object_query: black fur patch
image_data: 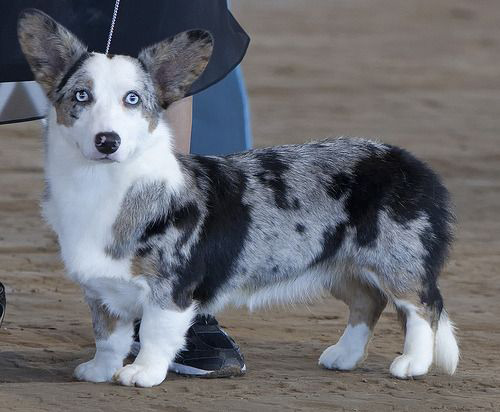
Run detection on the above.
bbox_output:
[140,214,171,242]
[324,172,351,200]
[55,52,91,93]
[255,151,291,209]
[170,156,252,308]
[174,202,201,250]
[136,245,153,257]
[140,202,201,251]
[343,149,387,247]
[172,202,200,230]
[295,223,306,234]
[292,198,301,210]
[310,223,346,267]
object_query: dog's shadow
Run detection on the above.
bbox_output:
[0,349,80,383]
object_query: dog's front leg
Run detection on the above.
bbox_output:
[74,297,134,383]
[113,301,195,387]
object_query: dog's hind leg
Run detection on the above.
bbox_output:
[389,295,436,379]
[319,278,387,371]
[389,287,458,379]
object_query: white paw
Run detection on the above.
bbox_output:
[113,363,167,387]
[390,354,431,379]
[319,343,365,371]
[74,359,121,383]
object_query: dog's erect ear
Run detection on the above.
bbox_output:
[17,9,87,96]
[138,30,213,108]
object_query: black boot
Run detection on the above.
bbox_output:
[131,314,246,378]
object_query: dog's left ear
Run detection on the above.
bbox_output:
[138,30,213,108]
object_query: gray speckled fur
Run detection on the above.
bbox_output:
[86,295,118,341]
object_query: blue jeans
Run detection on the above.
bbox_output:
[190,66,252,155]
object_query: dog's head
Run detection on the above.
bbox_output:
[17,9,213,162]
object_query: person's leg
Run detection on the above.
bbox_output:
[191,66,252,155]
[165,96,193,154]
[167,66,252,156]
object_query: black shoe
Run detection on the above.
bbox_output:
[131,315,246,378]
[0,282,5,328]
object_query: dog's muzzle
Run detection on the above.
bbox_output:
[95,131,121,155]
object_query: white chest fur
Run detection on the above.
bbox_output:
[43,161,133,284]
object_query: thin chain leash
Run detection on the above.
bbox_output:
[105,0,121,55]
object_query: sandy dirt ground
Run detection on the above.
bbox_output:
[1,1,499,410]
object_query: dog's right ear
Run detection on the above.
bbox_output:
[138,30,214,108]
[17,9,87,97]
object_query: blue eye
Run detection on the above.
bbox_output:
[75,90,89,102]
[124,92,140,105]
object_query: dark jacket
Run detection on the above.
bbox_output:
[0,0,250,96]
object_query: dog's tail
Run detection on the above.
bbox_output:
[434,310,459,374]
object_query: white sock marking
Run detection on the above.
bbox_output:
[319,323,371,370]
[390,302,434,379]
[113,303,195,387]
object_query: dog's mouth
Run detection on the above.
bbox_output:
[95,155,118,163]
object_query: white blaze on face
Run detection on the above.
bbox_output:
[68,53,157,163]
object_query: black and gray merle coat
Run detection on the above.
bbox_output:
[109,138,453,323]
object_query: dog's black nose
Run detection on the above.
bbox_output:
[95,132,121,155]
